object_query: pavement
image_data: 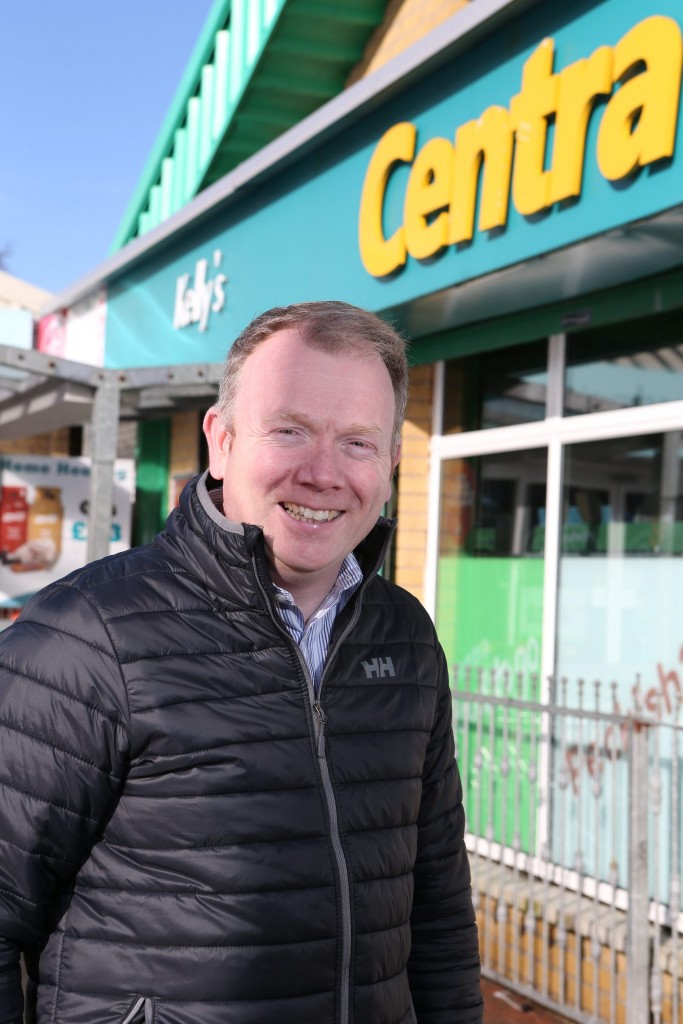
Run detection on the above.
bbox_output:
[482,978,573,1023]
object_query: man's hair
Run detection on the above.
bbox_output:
[215,301,409,456]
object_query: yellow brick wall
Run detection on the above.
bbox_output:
[348,0,472,84]
[0,429,71,457]
[167,410,202,508]
[394,364,433,602]
[477,891,632,1024]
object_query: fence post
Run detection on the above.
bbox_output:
[627,718,650,1024]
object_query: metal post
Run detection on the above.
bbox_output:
[627,718,651,1024]
[87,378,120,564]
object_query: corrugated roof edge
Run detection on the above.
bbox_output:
[108,0,232,255]
[42,0,541,317]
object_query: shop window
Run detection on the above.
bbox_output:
[443,339,548,433]
[554,431,683,890]
[437,449,546,849]
[437,450,546,676]
[557,431,683,686]
[565,310,683,414]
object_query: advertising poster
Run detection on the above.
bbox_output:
[0,454,135,607]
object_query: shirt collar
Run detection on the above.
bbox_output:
[273,552,363,612]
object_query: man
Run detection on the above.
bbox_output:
[0,301,482,1023]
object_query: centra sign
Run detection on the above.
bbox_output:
[173,249,227,332]
[358,15,683,277]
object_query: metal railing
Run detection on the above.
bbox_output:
[452,668,683,1024]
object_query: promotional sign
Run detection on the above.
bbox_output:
[0,455,135,606]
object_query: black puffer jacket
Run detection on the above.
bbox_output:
[0,474,481,1024]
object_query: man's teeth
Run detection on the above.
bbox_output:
[282,502,341,522]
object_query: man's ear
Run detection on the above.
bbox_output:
[203,406,233,479]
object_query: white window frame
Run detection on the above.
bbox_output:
[424,333,683,691]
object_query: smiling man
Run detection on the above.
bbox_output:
[0,302,482,1024]
[203,322,400,621]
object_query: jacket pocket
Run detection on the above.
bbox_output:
[121,995,154,1024]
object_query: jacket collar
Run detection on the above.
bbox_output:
[158,471,396,606]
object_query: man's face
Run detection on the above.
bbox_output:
[204,328,399,597]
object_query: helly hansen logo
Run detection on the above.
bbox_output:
[361,657,396,679]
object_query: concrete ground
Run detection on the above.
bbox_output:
[482,978,573,1023]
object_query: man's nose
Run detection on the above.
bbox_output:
[295,441,341,488]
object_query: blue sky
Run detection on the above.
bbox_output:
[2,0,215,297]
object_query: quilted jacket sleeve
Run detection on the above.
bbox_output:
[407,641,483,1024]
[0,582,129,1024]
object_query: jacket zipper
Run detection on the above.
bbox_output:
[252,556,365,1024]
[313,597,363,1024]
[121,996,153,1024]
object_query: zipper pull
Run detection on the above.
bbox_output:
[121,997,153,1024]
[313,699,327,758]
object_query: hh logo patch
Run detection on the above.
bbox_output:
[361,657,396,679]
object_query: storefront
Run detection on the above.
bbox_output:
[38,0,683,709]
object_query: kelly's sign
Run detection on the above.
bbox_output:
[358,15,683,277]
[173,249,227,332]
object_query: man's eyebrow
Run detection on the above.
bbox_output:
[343,422,383,436]
[266,410,382,434]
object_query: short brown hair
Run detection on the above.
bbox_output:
[215,301,409,455]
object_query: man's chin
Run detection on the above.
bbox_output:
[269,546,343,585]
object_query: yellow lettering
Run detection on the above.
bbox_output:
[510,38,559,216]
[357,15,682,278]
[597,16,683,181]
[403,137,454,260]
[549,46,612,203]
[358,122,416,277]
[449,106,513,244]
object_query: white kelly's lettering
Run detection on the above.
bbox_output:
[212,274,227,313]
[173,274,191,328]
[173,250,228,332]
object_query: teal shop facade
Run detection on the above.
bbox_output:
[44,0,683,370]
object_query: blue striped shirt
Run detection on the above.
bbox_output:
[274,554,363,697]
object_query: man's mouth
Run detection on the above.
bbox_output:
[281,502,342,523]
